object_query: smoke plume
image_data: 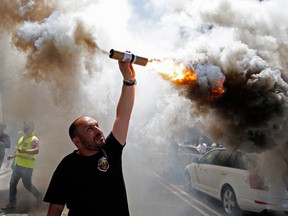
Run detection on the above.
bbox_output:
[0,0,288,214]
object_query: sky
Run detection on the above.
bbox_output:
[0,0,288,213]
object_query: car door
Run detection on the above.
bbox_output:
[202,150,233,197]
[194,149,221,192]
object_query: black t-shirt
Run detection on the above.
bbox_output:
[44,132,129,216]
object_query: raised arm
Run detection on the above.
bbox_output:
[112,60,136,145]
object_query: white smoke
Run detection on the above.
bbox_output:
[0,0,288,214]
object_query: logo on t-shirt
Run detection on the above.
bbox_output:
[98,157,109,172]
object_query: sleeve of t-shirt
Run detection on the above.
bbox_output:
[105,132,124,153]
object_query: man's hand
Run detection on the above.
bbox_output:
[118,59,135,81]
[7,154,15,160]
[17,148,26,153]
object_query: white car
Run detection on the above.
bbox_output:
[183,148,288,216]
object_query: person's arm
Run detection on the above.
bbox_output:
[112,60,136,145]
[47,203,65,216]
[18,138,39,154]
[0,135,10,148]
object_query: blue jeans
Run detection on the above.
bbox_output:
[9,165,40,205]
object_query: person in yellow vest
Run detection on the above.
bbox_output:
[1,121,42,211]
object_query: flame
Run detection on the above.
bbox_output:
[149,59,226,101]
[150,60,197,85]
[209,78,226,100]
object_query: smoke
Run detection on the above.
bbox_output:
[0,0,54,31]
[175,46,288,153]
[0,0,288,214]
[185,0,288,154]
[133,0,288,197]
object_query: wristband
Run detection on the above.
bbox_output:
[123,79,137,86]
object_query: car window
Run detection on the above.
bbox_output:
[209,150,248,169]
[225,152,236,168]
[233,152,247,170]
[199,150,220,164]
[213,150,232,166]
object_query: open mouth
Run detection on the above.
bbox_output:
[95,132,104,141]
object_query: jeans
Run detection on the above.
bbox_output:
[9,165,41,205]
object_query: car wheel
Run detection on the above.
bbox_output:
[184,171,193,193]
[222,186,242,216]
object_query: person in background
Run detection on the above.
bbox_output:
[0,122,10,170]
[196,137,207,154]
[211,143,218,148]
[1,121,42,210]
[44,59,136,216]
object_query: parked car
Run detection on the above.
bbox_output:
[183,148,288,216]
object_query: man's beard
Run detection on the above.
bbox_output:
[80,136,105,152]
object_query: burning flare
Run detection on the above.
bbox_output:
[150,60,225,101]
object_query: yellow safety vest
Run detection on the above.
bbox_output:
[14,135,38,169]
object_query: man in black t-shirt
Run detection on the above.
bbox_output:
[44,59,136,216]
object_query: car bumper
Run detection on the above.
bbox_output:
[238,196,288,213]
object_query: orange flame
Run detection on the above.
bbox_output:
[149,60,225,101]
[150,60,197,85]
[209,78,226,100]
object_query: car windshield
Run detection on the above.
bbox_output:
[199,149,220,164]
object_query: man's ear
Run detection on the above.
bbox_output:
[72,137,81,148]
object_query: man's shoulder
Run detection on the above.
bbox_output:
[61,150,79,161]
[31,135,40,144]
[57,150,79,169]
[64,150,78,157]
[32,135,39,139]
[105,132,123,148]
